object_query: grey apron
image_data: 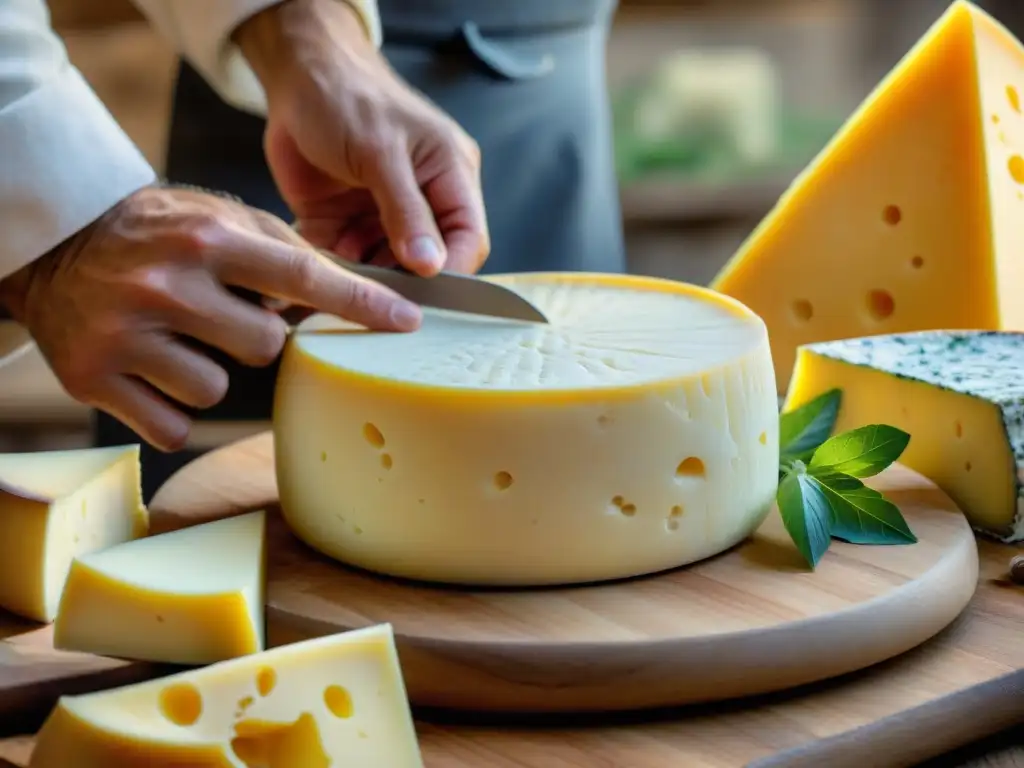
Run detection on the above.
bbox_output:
[95,0,624,499]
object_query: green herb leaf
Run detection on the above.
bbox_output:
[779,389,842,461]
[812,471,917,545]
[809,424,910,478]
[776,468,833,569]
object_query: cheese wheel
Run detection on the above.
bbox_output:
[274,273,779,586]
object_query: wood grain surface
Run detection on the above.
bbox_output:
[2,431,1022,767]
[139,433,981,712]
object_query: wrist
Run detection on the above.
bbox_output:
[235,0,372,102]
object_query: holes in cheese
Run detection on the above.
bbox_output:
[30,624,422,768]
[362,423,385,448]
[882,204,902,225]
[675,457,706,479]
[0,444,147,623]
[257,666,277,697]
[53,511,266,665]
[273,272,780,586]
[159,683,203,727]
[792,300,813,322]
[493,471,514,491]
[323,685,355,719]
[785,330,1024,543]
[866,289,896,321]
[1009,154,1024,183]
[711,0,1024,395]
[231,713,330,768]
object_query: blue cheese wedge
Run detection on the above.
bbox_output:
[784,330,1024,542]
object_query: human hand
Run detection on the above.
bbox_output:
[0,186,423,451]
[236,0,490,276]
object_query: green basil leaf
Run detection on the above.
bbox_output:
[779,389,842,461]
[777,470,833,569]
[808,424,910,478]
[813,472,917,545]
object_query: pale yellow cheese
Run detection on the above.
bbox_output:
[53,511,266,665]
[0,444,147,623]
[712,0,1024,395]
[30,623,423,768]
[274,272,780,586]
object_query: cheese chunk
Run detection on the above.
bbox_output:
[30,623,423,768]
[274,272,780,586]
[785,331,1024,542]
[0,445,147,623]
[712,0,1024,395]
[54,511,266,665]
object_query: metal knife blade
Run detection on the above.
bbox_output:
[339,258,550,324]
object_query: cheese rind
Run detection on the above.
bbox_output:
[0,445,147,623]
[711,0,1024,395]
[54,511,267,665]
[274,272,780,586]
[784,331,1024,542]
[29,623,423,768]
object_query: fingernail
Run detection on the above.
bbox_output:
[390,301,422,331]
[407,236,444,270]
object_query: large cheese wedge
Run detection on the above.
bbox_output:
[711,0,1024,395]
[785,331,1024,543]
[0,444,147,623]
[53,511,266,665]
[274,272,780,586]
[30,623,423,768]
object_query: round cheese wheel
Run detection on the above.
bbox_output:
[274,273,779,586]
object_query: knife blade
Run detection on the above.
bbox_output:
[339,258,550,324]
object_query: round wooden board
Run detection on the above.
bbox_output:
[150,432,980,713]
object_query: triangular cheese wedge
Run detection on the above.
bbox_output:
[711,0,1024,394]
[54,511,267,666]
[0,445,147,623]
[30,623,424,768]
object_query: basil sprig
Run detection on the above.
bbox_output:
[777,389,916,569]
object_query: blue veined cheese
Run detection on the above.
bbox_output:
[785,330,1024,542]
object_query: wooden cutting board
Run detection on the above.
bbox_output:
[2,432,1022,766]
[144,434,982,713]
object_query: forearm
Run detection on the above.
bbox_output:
[129,0,382,115]
[0,0,155,304]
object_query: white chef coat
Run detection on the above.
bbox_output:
[0,0,381,283]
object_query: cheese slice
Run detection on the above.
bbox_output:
[54,511,266,665]
[711,0,1024,395]
[785,331,1024,542]
[30,623,423,768]
[274,272,780,586]
[0,444,147,623]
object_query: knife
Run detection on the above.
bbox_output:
[334,257,550,324]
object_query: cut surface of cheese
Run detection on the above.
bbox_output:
[785,331,1024,543]
[0,444,147,623]
[711,0,1024,395]
[274,272,780,586]
[53,511,267,665]
[30,623,423,768]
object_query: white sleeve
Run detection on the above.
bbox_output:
[0,0,157,281]
[129,0,383,116]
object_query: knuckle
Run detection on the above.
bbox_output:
[128,266,182,310]
[345,278,385,320]
[174,212,224,257]
[284,251,321,298]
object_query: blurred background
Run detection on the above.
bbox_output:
[1,0,1021,456]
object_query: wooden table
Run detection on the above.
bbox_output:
[0,430,1022,766]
